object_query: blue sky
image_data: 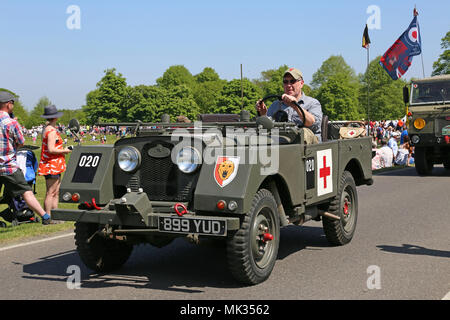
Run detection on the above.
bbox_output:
[1,0,449,110]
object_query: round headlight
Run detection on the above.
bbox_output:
[413,118,426,130]
[176,147,201,174]
[118,147,141,172]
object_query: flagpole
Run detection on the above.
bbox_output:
[367,46,370,136]
[415,7,426,78]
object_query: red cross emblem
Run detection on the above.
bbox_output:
[317,149,333,196]
[319,156,331,189]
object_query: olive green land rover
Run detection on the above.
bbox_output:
[52,98,373,285]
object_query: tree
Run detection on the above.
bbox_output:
[432,31,450,76]
[28,96,52,127]
[194,67,220,83]
[124,84,200,122]
[359,56,407,120]
[83,68,128,124]
[156,65,195,89]
[124,85,164,122]
[59,109,85,126]
[162,85,200,121]
[214,79,263,117]
[193,67,226,114]
[311,55,358,90]
[315,74,361,121]
[254,65,289,97]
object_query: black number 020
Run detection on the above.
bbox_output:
[78,155,100,168]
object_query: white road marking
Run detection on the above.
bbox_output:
[443,291,450,300]
[0,233,75,252]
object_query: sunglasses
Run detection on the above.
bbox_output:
[283,79,300,85]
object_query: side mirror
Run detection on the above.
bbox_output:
[403,86,409,105]
[68,118,80,134]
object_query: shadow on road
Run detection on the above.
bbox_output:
[20,226,328,292]
[377,244,450,258]
[375,166,450,177]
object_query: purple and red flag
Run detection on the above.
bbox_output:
[379,10,421,80]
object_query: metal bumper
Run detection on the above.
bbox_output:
[51,192,241,233]
[51,208,240,231]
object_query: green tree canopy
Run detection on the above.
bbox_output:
[432,31,450,76]
[315,74,361,121]
[192,67,226,114]
[254,65,289,97]
[214,79,263,117]
[156,65,195,89]
[359,56,407,120]
[194,67,221,83]
[311,55,358,90]
[124,85,163,122]
[58,109,86,126]
[83,68,128,124]
[28,96,52,127]
[124,84,200,122]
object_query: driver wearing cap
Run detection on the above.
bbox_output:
[256,67,323,143]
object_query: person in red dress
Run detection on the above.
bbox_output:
[38,105,72,214]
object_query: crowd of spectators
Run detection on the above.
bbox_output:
[369,119,414,170]
[21,123,133,145]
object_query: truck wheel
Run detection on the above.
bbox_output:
[226,189,280,285]
[443,159,450,170]
[322,171,358,246]
[415,147,433,175]
[75,222,133,272]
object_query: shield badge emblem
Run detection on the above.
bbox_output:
[214,156,239,187]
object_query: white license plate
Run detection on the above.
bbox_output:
[158,216,227,236]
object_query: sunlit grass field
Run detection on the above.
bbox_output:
[0,134,120,245]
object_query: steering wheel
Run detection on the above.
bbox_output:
[260,95,306,128]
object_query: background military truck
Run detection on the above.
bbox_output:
[53,99,373,285]
[404,75,450,175]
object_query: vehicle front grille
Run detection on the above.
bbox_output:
[139,141,196,202]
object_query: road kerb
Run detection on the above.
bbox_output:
[0,232,75,252]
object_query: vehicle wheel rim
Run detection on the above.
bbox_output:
[251,207,275,269]
[341,186,355,233]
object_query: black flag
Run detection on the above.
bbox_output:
[362,24,371,49]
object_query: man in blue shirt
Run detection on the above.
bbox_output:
[400,125,408,144]
[255,68,323,143]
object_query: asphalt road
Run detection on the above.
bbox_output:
[0,166,449,301]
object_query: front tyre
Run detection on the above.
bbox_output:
[443,159,450,170]
[226,189,280,285]
[415,147,433,175]
[75,222,133,272]
[322,171,358,246]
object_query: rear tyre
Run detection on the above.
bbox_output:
[226,189,280,285]
[322,171,358,246]
[75,222,133,272]
[415,147,433,175]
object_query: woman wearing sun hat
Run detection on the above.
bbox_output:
[38,105,72,215]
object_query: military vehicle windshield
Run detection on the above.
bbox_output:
[411,80,450,105]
